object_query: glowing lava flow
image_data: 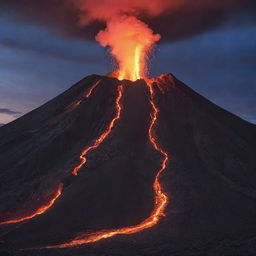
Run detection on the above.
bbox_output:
[0,184,63,225]
[85,80,101,98]
[67,80,101,111]
[41,81,169,249]
[0,81,122,226]
[72,85,124,176]
[0,80,102,226]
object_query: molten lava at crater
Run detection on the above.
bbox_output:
[97,16,160,82]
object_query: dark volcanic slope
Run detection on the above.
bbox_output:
[1,74,256,255]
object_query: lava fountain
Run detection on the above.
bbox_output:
[96,16,160,81]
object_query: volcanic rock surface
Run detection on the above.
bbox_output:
[0,74,256,255]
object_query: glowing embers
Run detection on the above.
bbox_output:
[96,16,160,81]
[72,85,124,176]
[42,81,169,248]
[0,184,63,225]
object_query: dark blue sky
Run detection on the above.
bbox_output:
[0,11,255,125]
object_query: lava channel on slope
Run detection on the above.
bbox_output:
[1,12,170,249]
[0,79,120,226]
[32,78,169,249]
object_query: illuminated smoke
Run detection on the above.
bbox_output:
[96,16,160,81]
[1,0,252,42]
[74,0,174,24]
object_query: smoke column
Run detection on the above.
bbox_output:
[96,16,160,81]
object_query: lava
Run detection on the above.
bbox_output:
[0,14,167,244]
[0,81,123,226]
[72,84,124,176]
[96,16,160,81]
[0,80,103,226]
[40,80,169,249]
[85,80,101,98]
[0,184,63,225]
[66,80,101,111]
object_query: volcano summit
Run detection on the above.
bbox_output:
[0,74,256,255]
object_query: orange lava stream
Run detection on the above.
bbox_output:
[72,85,124,176]
[66,80,101,111]
[85,80,101,98]
[0,184,63,225]
[0,81,121,226]
[43,81,169,249]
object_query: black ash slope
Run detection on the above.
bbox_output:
[0,74,256,255]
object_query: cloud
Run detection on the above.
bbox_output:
[0,0,255,42]
[0,108,22,115]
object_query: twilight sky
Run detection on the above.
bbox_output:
[0,4,255,125]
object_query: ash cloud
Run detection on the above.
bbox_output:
[0,0,255,42]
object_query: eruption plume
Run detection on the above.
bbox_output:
[1,0,254,44]
[96,16,160,81]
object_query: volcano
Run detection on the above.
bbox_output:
[0,74,256,255]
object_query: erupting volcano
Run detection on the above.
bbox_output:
[1,5,256,256]
[1,69,256,254]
